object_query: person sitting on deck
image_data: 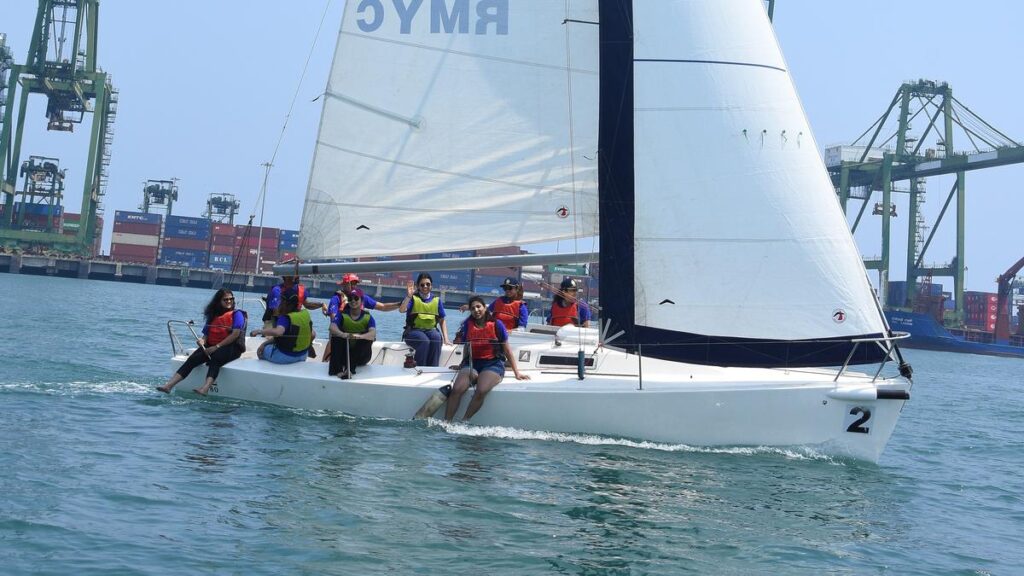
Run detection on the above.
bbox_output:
[445,295,529,422]
[488,277,529,331]
[400,272,450,367]
[263,273,324,330]
[251,290,315,364]
[547,277,591,328]
[328,289,377,379]
[323,273,400,362]
[158,289,246,396]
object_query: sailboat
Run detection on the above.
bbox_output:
[168,0,913,462]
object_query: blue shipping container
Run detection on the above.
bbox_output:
[280,229,300,241]
[164,224,211,240]
[425,250,476,260]
[209,261,233,271]
[16,203,63,216]
[115,210,162,225]
[166,215,211,229]
[278,240,299,250]
[421,269,473,291]
[209,253,233,265]
[160,248,209,267]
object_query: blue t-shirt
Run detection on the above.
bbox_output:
[334,310,377,333]
[546,300,592,325]
[274,314,307,357]
[487,296,529,328]
[328,292,380,318]
[202,310,246,335]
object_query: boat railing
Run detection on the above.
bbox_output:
[166,320,200,357]
[835,331,911,383]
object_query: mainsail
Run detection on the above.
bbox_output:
[298,0,600,259]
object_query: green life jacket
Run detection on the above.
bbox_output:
[340,311,372,334]
[410,294,440,330]
[277,309,312,354]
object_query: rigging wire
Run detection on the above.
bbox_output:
[235,0,335,312]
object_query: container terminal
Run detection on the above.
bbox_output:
[0,2,1021,354]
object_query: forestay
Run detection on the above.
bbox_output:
[299,0,600,260]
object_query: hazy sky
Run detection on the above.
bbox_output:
[3,1,1021,292]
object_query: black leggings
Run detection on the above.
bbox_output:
[176,345,242,382]
[328,336,372,376]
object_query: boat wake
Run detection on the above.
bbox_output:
[0,379,157,397]
[430,420,837,462]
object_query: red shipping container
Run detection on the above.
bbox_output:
[210,244,236,255]
[211,234,235,245]
[211,223,235,236]
[236,236,279,249]
[476,246,522,257]
[113,221,161,236]
[235,226,279,239]
[111,243,159,263]
[161,236,208,250]
[476,267,519,277]
[281,251,296,262]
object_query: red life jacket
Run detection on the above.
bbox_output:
[550,301,579,327]
[465,320,500,361]
[206,310,238,346]
[296,284,306,305]
[491,297,522,330]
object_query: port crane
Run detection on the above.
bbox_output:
[828,80,1024,322]
[0,0,116,255]
[994,257,1024,341]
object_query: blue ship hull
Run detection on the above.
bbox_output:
[885,310,1024,358]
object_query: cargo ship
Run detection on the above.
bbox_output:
[885,263,1024,358]
[885,309,1024,358]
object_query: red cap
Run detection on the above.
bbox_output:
[341,273,361,284]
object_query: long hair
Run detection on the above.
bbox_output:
[204,289,234,324]
[467,295,495,323]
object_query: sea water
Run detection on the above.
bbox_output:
[1,274,1021,575]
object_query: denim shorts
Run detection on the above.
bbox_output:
[263,344,307,364]
[472,358,505,379]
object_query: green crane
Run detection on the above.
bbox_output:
[0,0,117,256]
[829,80,1024,323]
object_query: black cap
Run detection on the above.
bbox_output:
[560,277,578,290]
[501,277,520,288]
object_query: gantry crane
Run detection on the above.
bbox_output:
[828,80,1024,322]
[994,257,1024,341]
[0,0,117,255]
[141,179,178,216]
[204,193,241,224]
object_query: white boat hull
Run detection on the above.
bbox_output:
[168,334,909,463]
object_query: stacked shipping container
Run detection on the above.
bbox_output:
[233,227,279,273]
[62,212,103,257]
[208,223,236,270]
[964,291,998,332]
[279,229,299,263]
[420,251,474,292]
[110,211,161,264]
[159,215,210,267]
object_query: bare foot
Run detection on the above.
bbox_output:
[156,385,172,394]
[192,388,208,397]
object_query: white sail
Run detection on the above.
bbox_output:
[629,0,886,341]
[298,0,600,260]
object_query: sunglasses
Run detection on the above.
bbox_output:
[222,297,235,302]
[419,282,431,287]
